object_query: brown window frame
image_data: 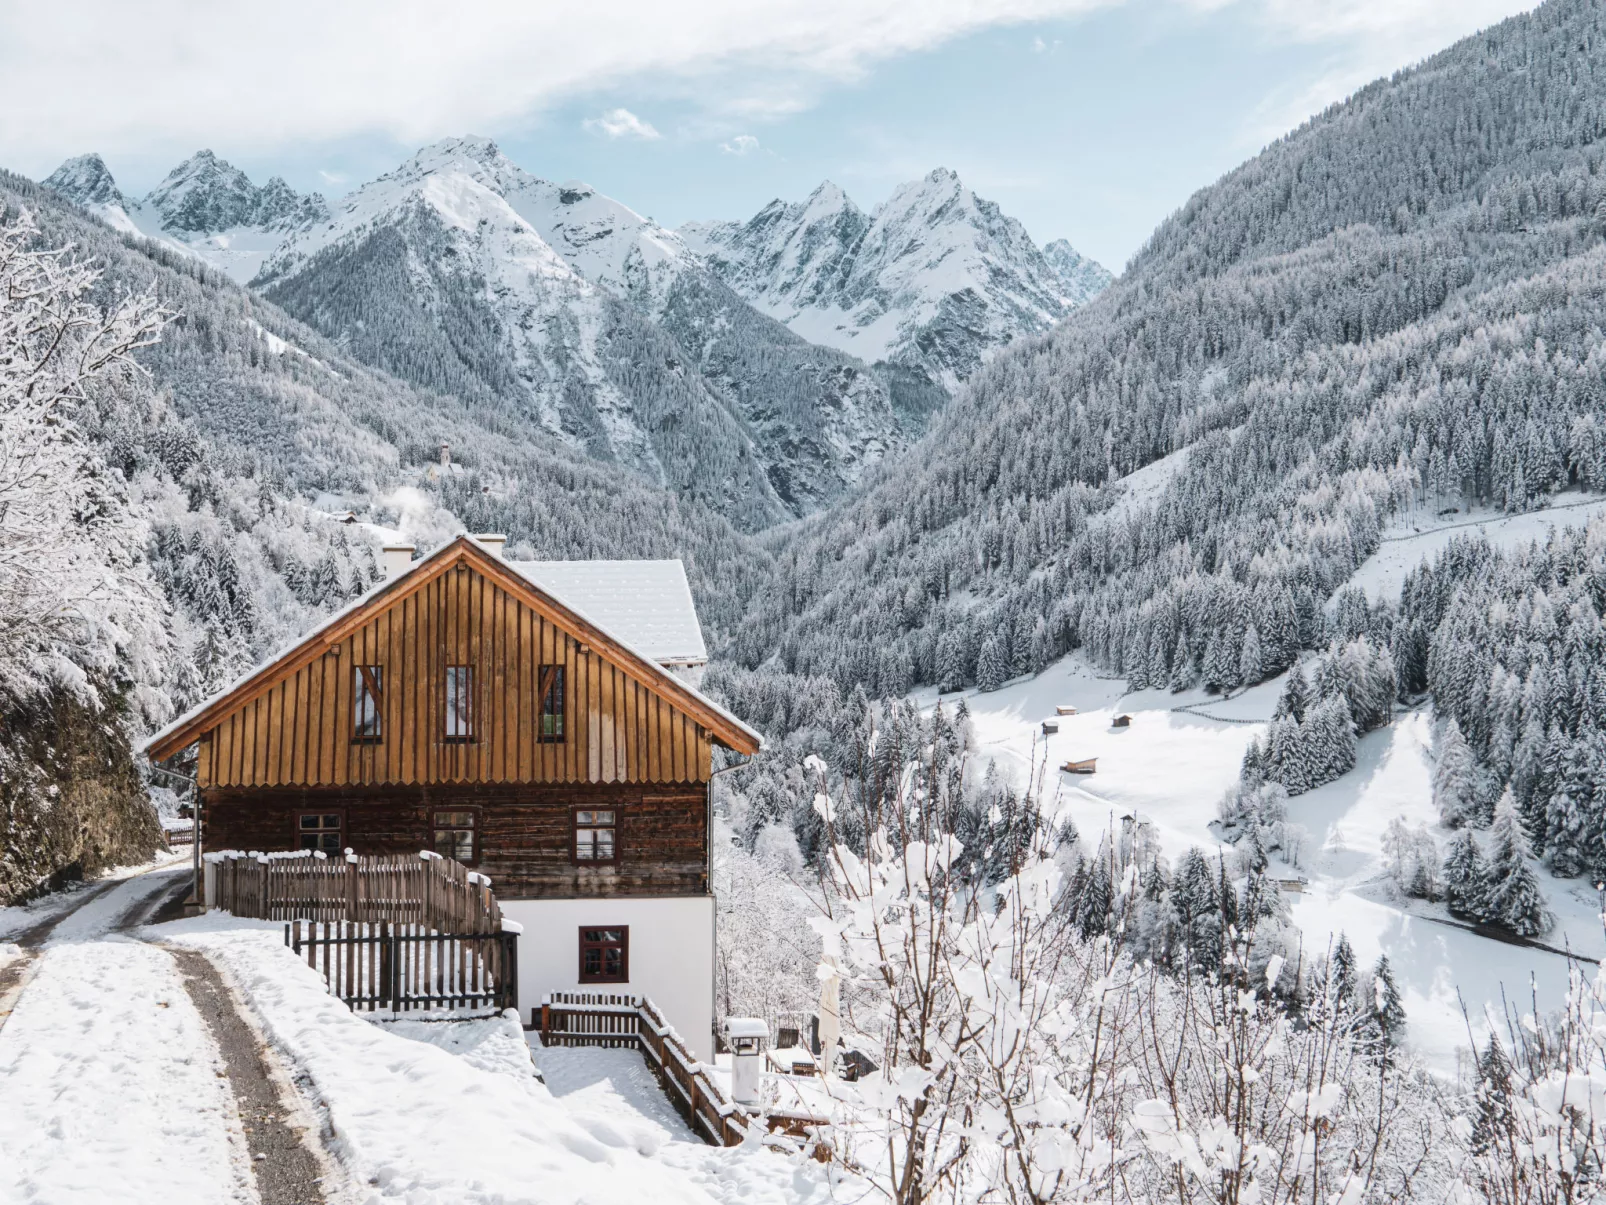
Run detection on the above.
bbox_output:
[538,664,565,744]
[296,810,345,854]
[571,806,618,866]
[431,808,480,866]
[444,663,476,743]
[578,925,629,984]
[352,664,384,744]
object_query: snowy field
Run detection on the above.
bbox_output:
[1336,490,1606,604]
[925,652,1602,1077]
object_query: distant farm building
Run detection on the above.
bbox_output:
[1061,757,1097,775]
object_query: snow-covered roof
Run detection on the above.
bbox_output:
[510,559,707,665]
[143,537,757,759]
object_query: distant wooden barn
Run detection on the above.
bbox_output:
[1055,705,1078,716]
[1041,720,1059,735]
[1112,714,1132,728]
[1061,757,1097,775]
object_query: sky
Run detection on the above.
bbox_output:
[0,0,1542,272]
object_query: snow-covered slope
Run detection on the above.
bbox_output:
[681,170,1111,392]
[44,152,327,285]
[257,137,908,521]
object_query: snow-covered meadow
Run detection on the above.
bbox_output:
[930,643,1602,1076]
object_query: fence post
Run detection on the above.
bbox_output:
[503,931,518,1014]
[378,919,391,1009]
[346,856,359,922]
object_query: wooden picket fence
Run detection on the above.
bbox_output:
[540,992,753,1147]
[203,849,502,934]
[286,919,518,1013]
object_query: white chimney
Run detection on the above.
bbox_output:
[381,543,416,580]
[474,533,507,559]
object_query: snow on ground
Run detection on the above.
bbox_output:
[1337,491,1606,604]
[161,919,848,1205]
[936,654,1602,1076]
[533,1042,696,1148]
[0,866,251,1205]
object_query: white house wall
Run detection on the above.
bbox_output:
[502,895,715,1061]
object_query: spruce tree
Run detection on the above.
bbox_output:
[1442,829,1488,920]
[1484,787,1550,937]
[1367,954,1407,1046]
[1329,933,1358,1015]
[1274,670,1310,723]
[1239,624,1264,687]
[1432,719,1476,828]
[976,634,1007,692]
[1470,1037,1515,1156]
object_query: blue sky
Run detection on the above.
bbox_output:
[3,0,1539,271]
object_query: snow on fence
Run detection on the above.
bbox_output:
[203,848,502,934]
[285,919,518,1014]
[540,992,753,1147]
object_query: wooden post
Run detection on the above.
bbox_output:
[346,857,359,922]
[378,919,391,1009]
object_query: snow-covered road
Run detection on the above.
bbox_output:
[0,867,253,1205]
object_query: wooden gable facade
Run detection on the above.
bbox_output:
[148,537,760,900]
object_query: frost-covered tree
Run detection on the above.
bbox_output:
[1442,829,1489,921]
[1483,787,1551,939]
[1432,719,1477,828]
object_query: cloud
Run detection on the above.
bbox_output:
[0,0,1115,169]
[720,134,760,155]
[583,108,662,140]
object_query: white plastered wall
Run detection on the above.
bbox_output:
[501,896,716,1061]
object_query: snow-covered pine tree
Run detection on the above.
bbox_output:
[1274,669,1310,723]
[975,633,1007,692]
[1239,624,1264,688]
[1433,718,1477,827]
[1441,829,1489,920]
[1367,954,1407,1046]
[1483,787,1551,938]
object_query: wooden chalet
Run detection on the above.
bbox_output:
[145,534,760,1057]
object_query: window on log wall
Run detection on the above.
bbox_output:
[353,665,383,743]
[433,810,478,864]
[445,664,474,742]
[539,664,565,742]
[573,809,616,864]
[299,812,343,853]
[579,926,628,983]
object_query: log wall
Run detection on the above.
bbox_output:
[201,783,710,899]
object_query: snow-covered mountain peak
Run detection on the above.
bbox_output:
[42,154,124,209]
[1042,237,1116,306]
[141,150,326,235]
[681,169,1110,391]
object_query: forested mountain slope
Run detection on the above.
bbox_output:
[2,168,772,715]
[729,0,1606,704]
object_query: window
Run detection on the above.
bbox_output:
[573,809,616,864]
[298,812,342,853]
[432,810,478,864]
[579,926,628,983]
[539,665,565,742]
[353,665,383,742]
[445,665,474,741]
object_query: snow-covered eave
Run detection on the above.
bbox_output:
[143,535,762,761]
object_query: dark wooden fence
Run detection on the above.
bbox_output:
[286,919,517,1013]
[204,849,502,933]
[540,992,752,1146]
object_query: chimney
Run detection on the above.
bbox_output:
[474,533,507,559]
[438,443,451,468]
[381,543,416,580]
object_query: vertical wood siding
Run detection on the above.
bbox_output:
[202,564,712,788]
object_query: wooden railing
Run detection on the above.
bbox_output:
[204,849,502,934]
[286,919,517,1014]
[540,992,753,1147]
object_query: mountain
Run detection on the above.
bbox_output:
[727,0,1606,712]
[681,169,1111,392]
[44,151,328,284]
[252,138,919,522]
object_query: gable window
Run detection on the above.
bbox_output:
[298,812,343,853]
[573,809,616,864]
[432,810,478,864]
[445,664,474,741]
[539,665,565,742]
[579,926,628,983]
[352,665,383,743]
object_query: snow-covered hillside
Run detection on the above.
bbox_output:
[43,152,327,284]
[939,655,1601,1076]
[681,170,1112,392]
